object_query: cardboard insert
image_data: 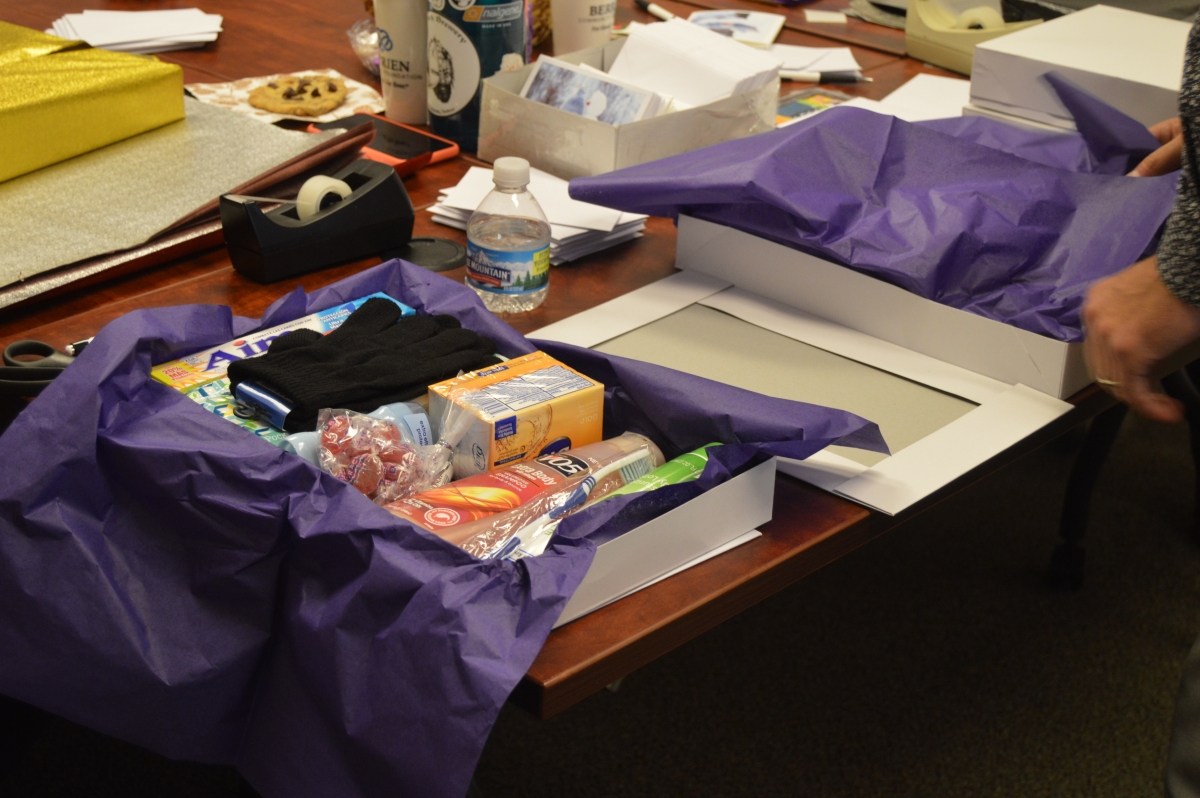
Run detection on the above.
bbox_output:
[595,304,976,468]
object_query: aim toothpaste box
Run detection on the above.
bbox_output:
[151,293,414,392]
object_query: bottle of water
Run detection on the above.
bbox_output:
[466,157,551,313]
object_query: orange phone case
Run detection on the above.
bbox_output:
[307,114,459,178]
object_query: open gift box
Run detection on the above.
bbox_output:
[476,37,778,180]
[0,260,883,798]
[557,97,1180,516]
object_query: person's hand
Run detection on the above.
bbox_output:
[1083,256,1200,422]
[1129,117,1183,177]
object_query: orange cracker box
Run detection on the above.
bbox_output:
[429,351,604,477]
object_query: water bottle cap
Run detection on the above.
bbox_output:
[492,157,530,189]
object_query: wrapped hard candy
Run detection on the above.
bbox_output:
[316,409,431,504]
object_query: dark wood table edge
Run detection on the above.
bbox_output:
[510,489,881,717]
[512,385,1116,719]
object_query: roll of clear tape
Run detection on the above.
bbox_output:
[295,175,353,220]
[955,6,1004,29]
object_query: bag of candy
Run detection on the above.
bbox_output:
[317,392,480,503]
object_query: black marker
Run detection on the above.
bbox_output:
[633,0,676,21]
[780,70,873,84]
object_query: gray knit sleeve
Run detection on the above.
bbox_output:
[1157,144,1200,305]
[1157,20,1200,305]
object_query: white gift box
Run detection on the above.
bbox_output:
[970,5,1189,130]
[555,457,775,627]
[477,38,778,180]
[531,216,1078,517]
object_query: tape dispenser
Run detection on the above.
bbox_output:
[220,159,414,283]
[905,0,1041,75]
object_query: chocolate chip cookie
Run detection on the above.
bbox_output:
[248,75,347,117]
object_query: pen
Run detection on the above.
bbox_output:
[633,0,676,21]
[780,70,873,84]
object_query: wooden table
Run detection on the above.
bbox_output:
[0,0,1092,726]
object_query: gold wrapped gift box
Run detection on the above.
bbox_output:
[0,22,184,184]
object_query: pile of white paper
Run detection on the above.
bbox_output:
[836,74,972,122]
[47,9,223,53]
[770,43,863,79]
[607,19,782,108]
[431,167,648,265]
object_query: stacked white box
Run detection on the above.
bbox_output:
[969,5,1188,129]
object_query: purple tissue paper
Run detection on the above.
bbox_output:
[0,260,884,798]
[568,77,1179,342]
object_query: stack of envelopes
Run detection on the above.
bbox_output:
[46,8,223,54]
[430,166,647,265]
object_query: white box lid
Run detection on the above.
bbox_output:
[970,5,1189,127]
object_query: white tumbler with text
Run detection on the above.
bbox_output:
[549,0,615,55]
[375,0,428,123]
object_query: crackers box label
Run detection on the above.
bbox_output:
[429,351,603,477]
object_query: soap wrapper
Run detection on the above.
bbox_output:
[0,22,185,184]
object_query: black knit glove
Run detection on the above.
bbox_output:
[227,298,497,431]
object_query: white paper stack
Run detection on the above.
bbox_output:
[430,167,648,265]
[770,43,863,79]
[607,19,782,108]
[48,9,223,54]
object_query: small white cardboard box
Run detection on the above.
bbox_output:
[555,457,775,627]
[970,5,1188,129]
[531,219,1074,517]
[477,38,778,180]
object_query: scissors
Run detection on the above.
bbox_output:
[1,339,86,397]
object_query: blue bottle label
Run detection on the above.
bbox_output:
[466,243,550,294]
[427,0,526,148]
